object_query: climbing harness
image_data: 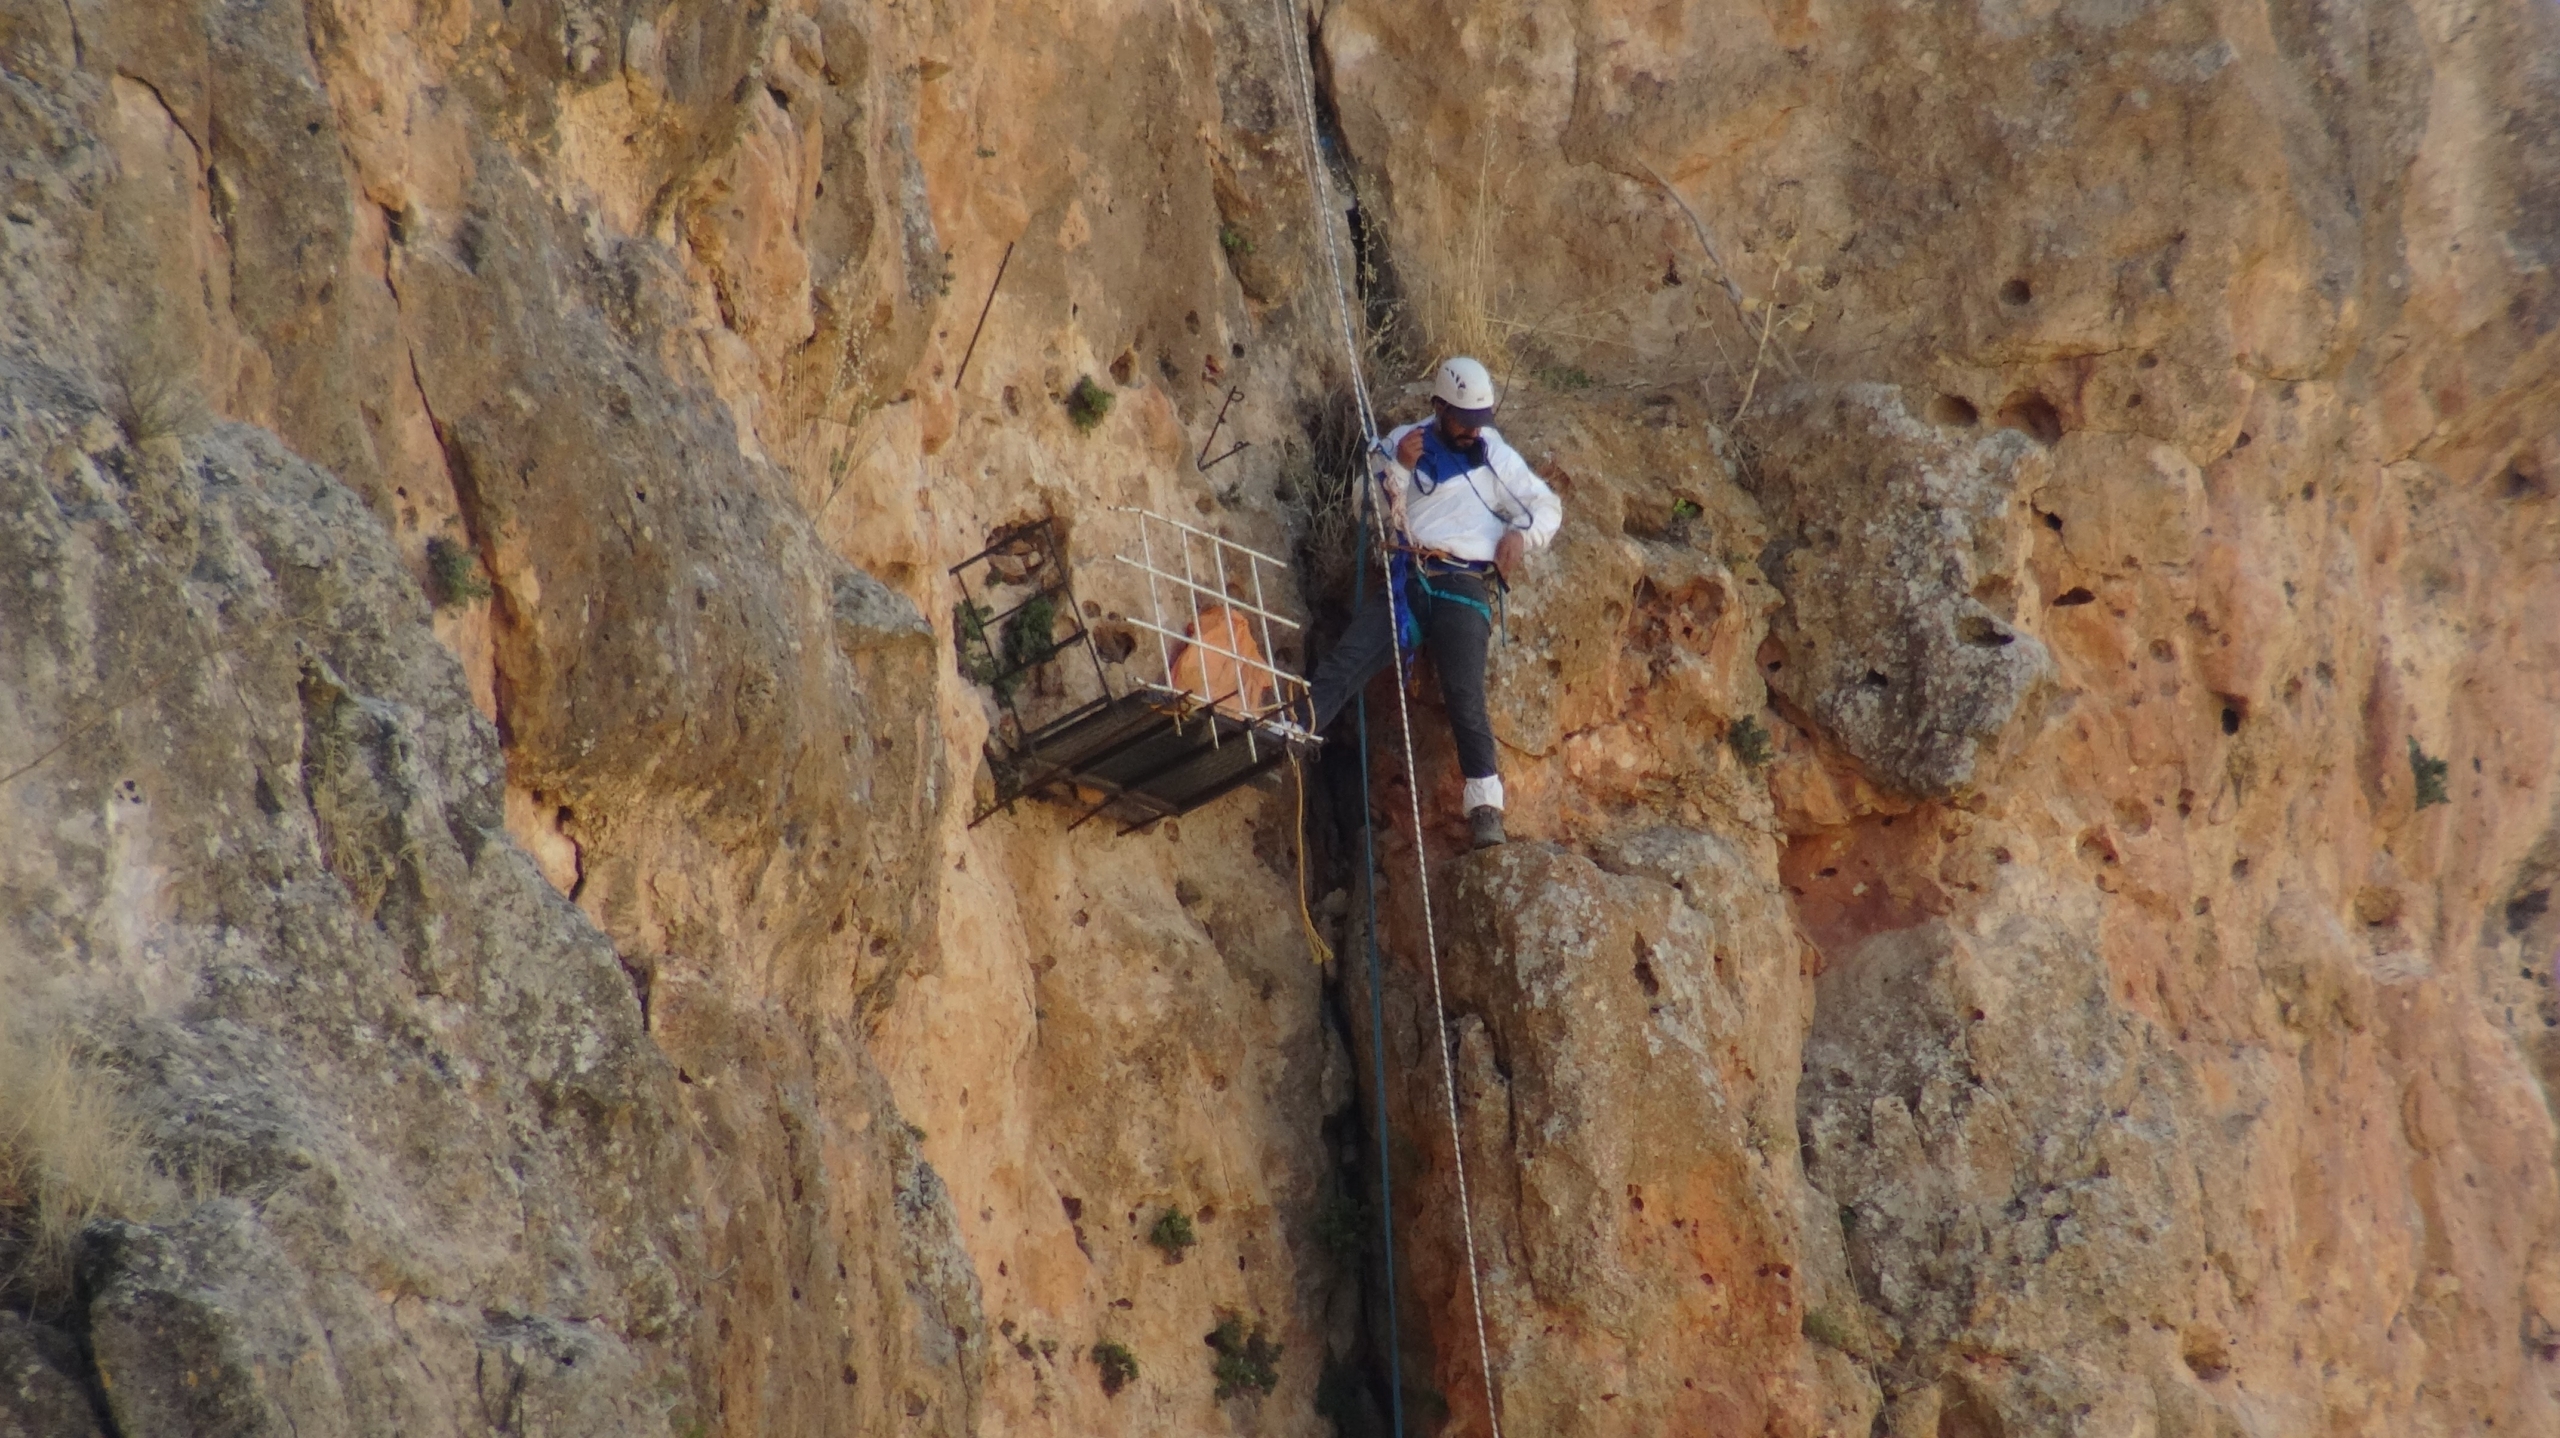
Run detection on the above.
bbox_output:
[1397,556,1498,659]
[1271,0,1506,1432]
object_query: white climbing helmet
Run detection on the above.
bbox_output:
[1431,356,1497,422]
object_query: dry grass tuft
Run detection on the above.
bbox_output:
[0,1028,155,1309]
[105,326,211,447]
[1276,386,1373,605]
[788,299,889,517]
[1411,148,1509,367]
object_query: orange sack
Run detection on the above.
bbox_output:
[1168,605,1276,716]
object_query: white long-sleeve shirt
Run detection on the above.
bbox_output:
[1373,421,1564,563]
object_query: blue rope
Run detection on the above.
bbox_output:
[1352,509,1407,1438]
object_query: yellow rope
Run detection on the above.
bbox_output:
[1291,754,1334,967]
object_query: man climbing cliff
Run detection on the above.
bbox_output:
[1305,357,1564,849]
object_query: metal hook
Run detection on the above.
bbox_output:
[1195,386,1250,472]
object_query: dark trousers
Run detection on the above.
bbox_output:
[1308,569,1498,780]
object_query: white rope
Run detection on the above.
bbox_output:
[1372,579,1506,1438]
[1270,2,1503,1432]
[1272,0,1378,442]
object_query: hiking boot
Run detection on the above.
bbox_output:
[1468,805,1506,850]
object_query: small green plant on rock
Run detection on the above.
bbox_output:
[1219,223,1253,257]
[953,599,1004,692]
[1093,1340,1139,1397]
[1205,1313,1281,1399]
[1148,1206,1197,1260]
[1801,1307,1855,1353]
[2409,737,2450,809]
[1311,1190,1367,1264]
[1066,376,1114,433]
[425,535,491,608]
[1727,714,1774,768]
[1002,592,1061,672]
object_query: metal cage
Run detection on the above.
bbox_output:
[953,509,1318,831]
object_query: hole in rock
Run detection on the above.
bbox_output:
[2053,587,2095,606]
[1861,670,1889,688]
[1929,394,1979,427]
[1956,614,2015,647]
[2508,889,2551,935]
[2506,465,2544,500]
[2220,700,2244,735]
[1997,393,2064,446]
[2041,511,2065,533]
[1999,278,2033,305]
[1632,957,1661,997]
[2138,353,2159,370]
[1109,351,1136,386]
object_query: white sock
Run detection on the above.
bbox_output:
[1462,775,1505,813]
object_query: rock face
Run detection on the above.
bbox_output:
[1329,1,2560,1435]
[0,2,2555,1438]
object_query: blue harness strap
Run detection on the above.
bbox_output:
[1386,553,1496,672]
[1412,566,1495,626]
[1410,426,1483,495]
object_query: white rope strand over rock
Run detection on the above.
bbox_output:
[1270,2,1504,1432]
[1273,0,1378,444]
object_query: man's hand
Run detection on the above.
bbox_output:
[1494,530,1526,584]
[1396,428,1426,469]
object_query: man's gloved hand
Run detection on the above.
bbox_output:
[1396,428,1426,469]
[1494,530,1526,584]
